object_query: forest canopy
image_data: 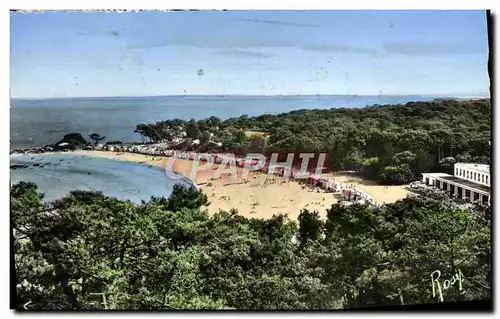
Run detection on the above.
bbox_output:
[12,182,491,310]
[134,99,491,185]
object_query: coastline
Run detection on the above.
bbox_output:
[68,150,410,220]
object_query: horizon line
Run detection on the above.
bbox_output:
[10,93,491,101]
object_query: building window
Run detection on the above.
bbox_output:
[467,171,469,179]
[486,176,488,184]
[482,174,485,183]
[474,172,477,181]
[456,168,459,176]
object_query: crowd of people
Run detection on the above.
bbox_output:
[301,176,378,207]
[409,181,489,217]
[409,181,449,200]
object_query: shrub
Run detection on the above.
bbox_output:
[378,165,414,185]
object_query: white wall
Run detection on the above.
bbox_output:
[454,164,490,186]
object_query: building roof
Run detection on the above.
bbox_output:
[426,173,490,194]
[421,173,450,178]
[454,163,490,173]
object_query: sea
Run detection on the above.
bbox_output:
[9,95,447,202]
[10,95,444,150]
[10,153,192,204]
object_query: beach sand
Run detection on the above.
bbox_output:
[72,150,409,220]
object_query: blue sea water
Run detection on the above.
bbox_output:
[10,95,441,150]
[10,154,191,203]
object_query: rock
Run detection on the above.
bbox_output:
[10,133,92,155]
[54,133,90,151]
[10,164,28,170]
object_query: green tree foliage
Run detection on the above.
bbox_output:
[378,165,415,185]
[12,182,490,310]
[13,183,224,310]
[151,184,209,212]
[134,99,490,184]
[186,119,201,139]
[298,209,324,245]
[200,131,212,145]
[360,157,380,180]
[105,140,123,145]
[247,135,267,153]
[88,133,106,147]
[321,200,490,307]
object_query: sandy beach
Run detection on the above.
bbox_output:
[72,150,410,220]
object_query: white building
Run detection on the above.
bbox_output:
[454,163,490,187]
[421,163,490,206]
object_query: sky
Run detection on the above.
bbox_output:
[10,10,490,98]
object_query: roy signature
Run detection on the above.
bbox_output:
[430,269,466,302]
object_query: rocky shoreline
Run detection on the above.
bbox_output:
[10,132,92,155]
[9,154,72,171]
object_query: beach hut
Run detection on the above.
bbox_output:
[342,189,353,200]
[214,155,223,164]
[324,181,335,192]
[293,170,309,180]
[309,176,320,185]
[197,153,209,162]
[319,178,329,189]
[236,158,244,168]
